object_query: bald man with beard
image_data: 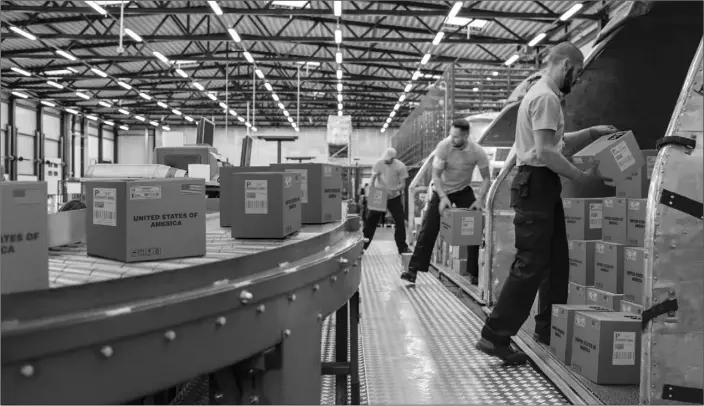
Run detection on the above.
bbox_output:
[476,42,618,364]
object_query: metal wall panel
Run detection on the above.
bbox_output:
[102,139,115,163]
[88,135,99,166]
[15,105,36,177]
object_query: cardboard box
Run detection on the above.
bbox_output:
[587,287,623,311]
[368,186,388,212]
[572,130,645,185]
[451,245,468,260]
[84,178,206,262]
[550,304,611,365]
[571,312,642,384]
[602,197,628,244]
[626,198,647,246]
[568,282,589,305]
[620,300,643,315]
[594,241,626,293]
[563,198,603,240]
[569,240,596,286]
[231,172,302,239]
[616,150,658,198]
[271,163,342,224]
[0,181,49,293]
[439,208,483,246]
[219,166,273,227]
[452,258,469,276]
[623,247,646,304]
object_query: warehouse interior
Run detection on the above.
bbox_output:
[1,1,703,406]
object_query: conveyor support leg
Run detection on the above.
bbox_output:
[335,303,349,405]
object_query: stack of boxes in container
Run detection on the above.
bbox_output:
[552,131,658,385]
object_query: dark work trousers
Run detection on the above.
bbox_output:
[481,166,569,346]
[363,195,409,253]
[408,186,478,277]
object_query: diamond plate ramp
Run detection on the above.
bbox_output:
[360,240,570,405]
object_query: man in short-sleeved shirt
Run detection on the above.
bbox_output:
[362,148,410,254]
[476,42,618,365]
[401,119,492,285]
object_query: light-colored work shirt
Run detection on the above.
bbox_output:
[514,76,565,167]
[372,159,408,199]
[433,137,490,195]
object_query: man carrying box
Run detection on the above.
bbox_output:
[362,147,411,254]
[476,42,618,365]
[400,119,491,284]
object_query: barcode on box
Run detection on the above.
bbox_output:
[612,331,636,365]
[93,188,117,226]
[589,203,603,229]
[245,180,268,215]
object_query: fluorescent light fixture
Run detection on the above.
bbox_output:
[338,103,343,110]
[432,31,444,46]
[86,115,98,121]
[337,70,343,80]
[492,71,499,76]
[229,109,237,116]
[207,1,223,15]
[237,116,245,122]
[473,87,479,92]
[528,32,547,47]
[98,101,112,108]
[119,125,129,130]
[394,103,400,111]
[192,82,205,91]
[336,52,343,64]
[157,101,169,109]
[44,69,72,76]
[447,1,463,20]
[56,50,77,61]
[47,80,64,89]
[383,123,388,128]
[175,69,188,78]
[207,93,217,101]
[380,128,386,133]
[246,122,252,128]
[139,92,152,100]
[65,108,79,115]
[333,0,342,16]
[504,54,520,66]
[11,91,29,99]
[251,127,258,132]
[91,68,108,77]
[295,127,300,132]
[172,109,182,116]
[118,108,130,115]
[228,28,241,42]
[75,92,90,100]
[287,117,294,123]
[284,110,290,116]
[149,120,159,127]
[412,70,421,81]
[337,94,343,102]
[10,26,37,41]
[486,77,492,81]
[386,118,392,124]
[135,115,146,122]
[243,51,254,64]
[153,51,170,64]
[219,102,228,109]
[338,111,343,116]
[297,61,321,66]
[278,102,285,109]
[337,83,343,92]
[272,94,280,101]
[185,115,194,122]
[11,67,31,77]
[104,120,115,126]
[117,81,132,90]
[255,69,265,79]
[162,126,171,131]
[421,54,431,65]
[560,3,584,21]
[469,19,488,28]
[404,84,412,92]
[390,111,396,118]
[124,28,143,42]
[85,1,108,15]
[41,100,56,107]
[399,94,406,102]
[335,29,342,44]
[264,82,273,91]
[273,1,309,7]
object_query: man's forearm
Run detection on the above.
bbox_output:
[541,149,584,180]
[477,179,490,204]
[563,127,596,155]
[432,174,447,198]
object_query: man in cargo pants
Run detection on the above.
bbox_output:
[476,42,618,364]
[363,148,411,254]
[401,119,491,284]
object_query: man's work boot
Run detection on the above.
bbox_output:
[475,338,529,365]
[400,269,417,284]
[533,330,551,346]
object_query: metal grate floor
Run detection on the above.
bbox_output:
[356,239,570,405]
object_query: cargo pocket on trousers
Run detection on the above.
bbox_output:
[513,210,550,251]
[509,171,531,208]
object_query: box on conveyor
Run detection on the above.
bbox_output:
[568,282,588,305]
[439,208,483,246]
[231,172,302,239]
[367,186,388,212]
[219,166,273,227]
[616,149,658,198]
[550,304,611,365]
[568,240,595,286]
[271,163,342,224]
[587,287,623,311]
[620,300,643,315]
[594,241,625,294]
[0,181,49,293]
[602,197,628,244]
[623,247,646,305]
[571,130,645,185]
[570,312,642,385]
[563,198,602,240]
[84,178,206,263]
[626,198,647,246]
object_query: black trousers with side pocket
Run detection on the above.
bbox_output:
[407,186,479,277]
[481,166,569,346]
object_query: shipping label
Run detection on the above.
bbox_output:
[575,314,586,328]
[245,180,268,215]
[93,188,117,226]
[626,248,637,261]
[461,216,475,236]
[612,331,636,365]
[563,199,572,208]
[596,242,605,254]
[130,185,162,200]
[552,306,559,317]
[568,241,574,250]
[629,200,641,211]
[285,169,308,203]
[604,198,613,208]
[589,203,603,229]
[323,165,332,177]
[611,140,636,172]
[588,290,598,302]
